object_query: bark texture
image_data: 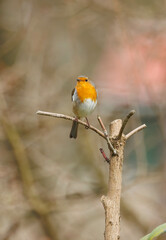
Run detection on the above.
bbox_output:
[101,119,125,240]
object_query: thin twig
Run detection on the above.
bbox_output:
[125,124,147,140]
[36,110,105,139]
[117,110,135,139]
[99,148,110,164]
[97,116,117,155]
[97,116,107,134]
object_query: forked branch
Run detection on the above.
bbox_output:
[97,116,117,155]
[36,109,147,240]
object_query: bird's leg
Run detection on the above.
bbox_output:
[85,117,90,129]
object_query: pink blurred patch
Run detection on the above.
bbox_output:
[94,34,166,105]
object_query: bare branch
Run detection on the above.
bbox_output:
[36,110,105,139]
[97,116,117,155]
[117,110,135,139]
[97,115,107,134]
[125,124,147,140]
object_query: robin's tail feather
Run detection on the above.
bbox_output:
[70,120,79,139]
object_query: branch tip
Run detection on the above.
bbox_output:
[125,124,147,139]
[99,148,110,164]
[97,116,107,135]
[117,109,136,139]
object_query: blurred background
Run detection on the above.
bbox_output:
[0,0,166,239]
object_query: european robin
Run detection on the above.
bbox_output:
[70,76,97,138]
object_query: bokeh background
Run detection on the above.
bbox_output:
[0,0,166,239]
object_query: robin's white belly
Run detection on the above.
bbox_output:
[73,98,97,118]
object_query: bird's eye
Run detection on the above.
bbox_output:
[85,79,88,82]
[77,79,80,82]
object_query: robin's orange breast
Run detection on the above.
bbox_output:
[76,81,97,102]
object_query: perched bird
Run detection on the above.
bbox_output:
[70,76,97,138]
